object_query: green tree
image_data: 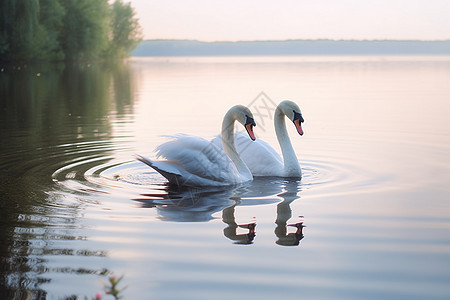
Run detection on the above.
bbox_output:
[0,0,142,62]
[6,0,40,60]
[108,0,142,58]
[59,0,110,60]
[35,0,65,60]
[0,0,13,56]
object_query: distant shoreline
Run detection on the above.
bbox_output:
[132,39,450,56]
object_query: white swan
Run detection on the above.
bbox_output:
[137,105,257,187]
[214,100,304,178]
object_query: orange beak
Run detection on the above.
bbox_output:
[245,123,256,141]
[294,119,303,136]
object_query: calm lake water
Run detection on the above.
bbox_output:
[1,56,450,299]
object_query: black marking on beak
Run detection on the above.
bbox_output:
[293,110,304,136]
[245,115,256,141]
[245,115,256,127]
[293,110,304,123]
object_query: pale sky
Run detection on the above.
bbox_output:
[128,0,450,41]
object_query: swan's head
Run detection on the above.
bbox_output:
[229,105,257,141]
[280,100,304,136]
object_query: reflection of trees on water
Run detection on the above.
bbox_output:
[0,62,135,144]
[0,61,135,298]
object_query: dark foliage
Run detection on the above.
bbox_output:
[0,0,142,61]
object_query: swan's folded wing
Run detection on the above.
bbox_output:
[211,132,282,175]
[235,131,281,158]
[155,134,238,184]
[232,132,283,176]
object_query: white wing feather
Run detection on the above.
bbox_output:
[142,134,242,186]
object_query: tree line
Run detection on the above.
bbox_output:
[0,0,142,62]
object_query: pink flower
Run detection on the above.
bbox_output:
[95,292,102,300]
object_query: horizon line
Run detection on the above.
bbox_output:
[142,38,450,43]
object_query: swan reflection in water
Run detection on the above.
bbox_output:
[274,181,305,246]
[222,202,257,245]
[134,178,305,246]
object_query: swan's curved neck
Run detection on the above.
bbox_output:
[222,111,252,180]
[274,107,301,177]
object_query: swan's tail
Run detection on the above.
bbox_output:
[135,155,183,186]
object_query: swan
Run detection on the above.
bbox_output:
[214,100,304,178]
[136,105,257,187]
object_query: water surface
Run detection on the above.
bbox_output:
[1,56,450,299]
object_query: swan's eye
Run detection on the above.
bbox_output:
[293,111,304,123]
